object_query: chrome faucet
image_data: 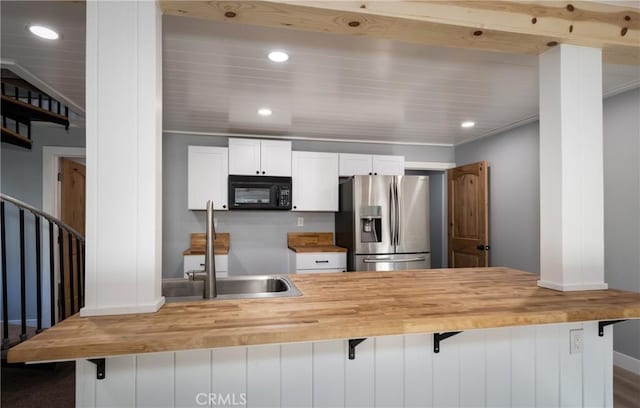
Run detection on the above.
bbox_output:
[189,200,217,298]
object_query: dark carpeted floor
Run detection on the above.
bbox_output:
[1,362,75,408]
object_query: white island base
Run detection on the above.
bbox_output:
[76,322,613,407]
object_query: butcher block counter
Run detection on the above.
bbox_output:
[182,232,229,255]
[287,231,347,253]
[8,267,640,363]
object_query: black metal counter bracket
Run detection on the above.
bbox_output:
[348,338,367,360]
[88,358,106,380]
[598,320,627,337]
[434,332,462,353]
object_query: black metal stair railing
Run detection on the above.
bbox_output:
[0,193,84,351]
[0,80,70,150]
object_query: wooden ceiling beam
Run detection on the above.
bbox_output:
[160,1,640,65]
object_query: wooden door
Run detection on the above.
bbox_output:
[447,161,489,267]
[60,158,86,317]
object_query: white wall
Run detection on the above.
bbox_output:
[76,322,613,408]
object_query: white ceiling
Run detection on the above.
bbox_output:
[2,2,639,146]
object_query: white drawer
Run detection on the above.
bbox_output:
[295,268,345,274]
[295,252,346,270]
[183,254,228,278]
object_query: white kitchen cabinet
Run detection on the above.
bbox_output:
[339,153,405,176]
[338,153,373,176]
[372,155,405,176]
[228,138,291,176]
[183,254,228,278]
[288,251,346,274]
[261,140,292,176]
[292,151,339,212]
[228,138,261,176]
[187,146,228,210]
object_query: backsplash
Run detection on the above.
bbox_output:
[163,210,334,278]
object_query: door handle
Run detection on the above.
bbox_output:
[476,245,490,251]
[363,257,426,263]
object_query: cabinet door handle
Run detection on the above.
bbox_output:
[315,260,329,264]
[256,170,259,174]
[262,171,266,175]
[222,204,226,209]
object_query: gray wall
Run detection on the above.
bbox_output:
[406,169,447,268]
[455,122,541,273]
[454,88,640,361]
[162,133,454,278]
[602,89,640,361]
[1,124,85,324]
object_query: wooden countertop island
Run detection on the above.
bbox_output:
[8,267,640,363]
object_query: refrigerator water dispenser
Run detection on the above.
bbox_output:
[360,206,382,243]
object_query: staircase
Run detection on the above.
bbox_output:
[0,194,84,359]
[1,69,70,150]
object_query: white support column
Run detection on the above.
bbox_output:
[82,1,164,316]
[538,44,607,291]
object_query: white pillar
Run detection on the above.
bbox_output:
[82,1,164,316]
[538,44,607,291]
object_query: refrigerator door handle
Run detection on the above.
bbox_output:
[389,182,395,246]
[393,177,400,245]
[363,257,426,263]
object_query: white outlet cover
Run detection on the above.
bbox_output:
[570,329,584,355]
[297,217,304,227]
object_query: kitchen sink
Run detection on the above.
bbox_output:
[162,275,301,302]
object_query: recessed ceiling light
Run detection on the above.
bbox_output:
[258,108,273,116]
[29,25,59,40]
[268,51,289,63]
[461,121,475,128]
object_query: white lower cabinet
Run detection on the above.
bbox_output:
[183,254,228,278]
[288,251,346,274]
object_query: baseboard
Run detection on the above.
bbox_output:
[614,351,640,375]
[537,280,608,291]
[80,297,165,317]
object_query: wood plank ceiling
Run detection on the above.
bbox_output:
[1,1,639,145]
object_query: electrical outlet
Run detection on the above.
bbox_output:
[297,217,304,227]
[570,329,583,354]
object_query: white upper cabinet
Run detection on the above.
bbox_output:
[228,138,261,175]
[188,146,228,210]
[372,155,405,176]
[228,138,292,176]
[339,153,405,176]
[292,151,339,212]
[260,140,292,176]
[339,154,374,176]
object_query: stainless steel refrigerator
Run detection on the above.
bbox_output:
[335,175,430,271]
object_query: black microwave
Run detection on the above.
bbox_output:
[228,175,292,210]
